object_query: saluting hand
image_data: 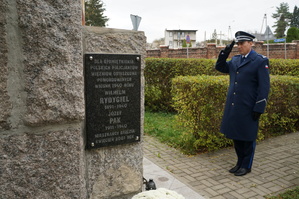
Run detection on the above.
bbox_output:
[217,40,235,63]
[223,40,235,55]
[216,40,235,67]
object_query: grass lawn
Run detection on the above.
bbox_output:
[144,111,213,154]
[144,111,184,149]
[265,187,299,199]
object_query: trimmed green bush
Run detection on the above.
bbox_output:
[145,58,299,112]
[260,75,299,138]
[269,59,299,76]
[144,58,220,112]
[171,75,232,152]
[171,75,299,152]
[145,58,221,112]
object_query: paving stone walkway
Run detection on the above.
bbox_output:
[143,132,299,199]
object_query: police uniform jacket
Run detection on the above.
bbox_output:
[215,49,270,141]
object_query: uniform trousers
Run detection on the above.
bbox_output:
[233,140,256,169]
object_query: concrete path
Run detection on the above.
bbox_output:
[143,132,299,199]
[143,157,205,198]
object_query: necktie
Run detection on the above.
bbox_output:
[241,56,245,63]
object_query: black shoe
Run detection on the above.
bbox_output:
[229,165,240,173]
[234,168,251,176]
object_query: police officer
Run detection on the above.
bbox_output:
[215,31,270,176]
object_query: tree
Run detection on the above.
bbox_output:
[182,40,192,48]
[148,38,164,49]
[85,0,109,27]
[290,6,299,28]
[182,39,187,47]
[272,3,292,38]
[286,27,299,42]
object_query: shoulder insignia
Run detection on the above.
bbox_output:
[258,54,267,59]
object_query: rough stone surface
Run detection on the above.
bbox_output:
[88,145,143,199]
[0,127,86,199]
[16,0,85,126]
[0,1,12,130]
[1,1,145,198]
[1,0,87,198]
[83,26,146,57]
[83,26,146,199]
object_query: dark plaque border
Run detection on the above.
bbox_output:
[84,53,141,149]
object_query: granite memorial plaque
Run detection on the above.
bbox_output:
[84,54,141,149]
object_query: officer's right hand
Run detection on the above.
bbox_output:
[216,40,235,66]
[222,40,235,55]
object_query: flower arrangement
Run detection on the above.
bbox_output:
[132,188,185,199]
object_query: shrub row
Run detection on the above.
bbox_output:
[171,75,299,152]
[269,59,299,76]
[145,58,299,112]
[260,75,299,138]
[145,58,219,112]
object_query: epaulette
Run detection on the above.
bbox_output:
[257,54,267,59]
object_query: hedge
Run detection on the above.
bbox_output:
[145,58,220,112]
[260,75,299,138]
[145,58,299,112]
[171,75,231,152]
[269,59,299,76]
[171,75,299,152]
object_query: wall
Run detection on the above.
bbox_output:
[0,0,145,198]
[147,41,299,59]
[83,26,146,199]
[1,0,86,198]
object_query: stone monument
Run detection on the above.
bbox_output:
[0,0,145,198]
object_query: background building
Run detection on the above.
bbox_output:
[164,29,197,48]
[254,26,276,41]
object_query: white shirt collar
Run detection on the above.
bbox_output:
[243,50,252,58]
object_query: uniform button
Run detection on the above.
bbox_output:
[232,103,234,106]
[234,92,236,95]
[235,82,237,84]
[237,72,239,74]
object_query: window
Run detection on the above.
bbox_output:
[169,32,173,37]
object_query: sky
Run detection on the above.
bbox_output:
[103,0,298,43]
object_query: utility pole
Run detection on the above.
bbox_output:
[261,6,273,58]
[228,26,232,41]
[261,14,269,58]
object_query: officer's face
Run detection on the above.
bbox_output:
[237,41,253,55]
